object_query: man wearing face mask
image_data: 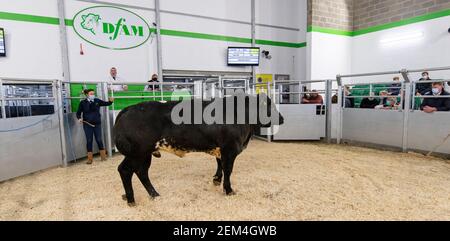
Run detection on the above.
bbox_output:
[420,82,450,113]
[416,71,432,95]
[145,74,160,91]
[76,89,114,164]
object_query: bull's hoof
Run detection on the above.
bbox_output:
[150,192,160,199]
[127,202,136,207]
[122,194,127,201]
[152,151,162,158]
[213,176,222,186]
[224,189,236,196]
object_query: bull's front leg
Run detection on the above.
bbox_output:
[213,158,223,186]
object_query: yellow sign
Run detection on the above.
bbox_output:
[255,74,273,94]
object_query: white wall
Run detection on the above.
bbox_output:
[307,15,450,87]
[160,0,252,73]
[0,0,308,82]
[308,32,352,80]
[0,0,62,79]
[161,0,308,79]
[351,15,450,81]
[65,0,158,82]
[255,0,308,80]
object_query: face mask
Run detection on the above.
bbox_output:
[432,88,441,95]
[422,75,429,79]
[386,101,391,106]
[152,78,157,81]
[88,95,95,101]
[368,97,374,101]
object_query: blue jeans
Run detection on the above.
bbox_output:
[83,123,104,152]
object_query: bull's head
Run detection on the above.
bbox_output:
[256,93,284,127]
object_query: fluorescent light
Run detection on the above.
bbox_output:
[380,31,424,45]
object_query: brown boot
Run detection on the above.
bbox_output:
[87,152,93,165]
[100,150,107,161]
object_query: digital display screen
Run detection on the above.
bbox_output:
[228,47,260,66]
[0,28,5,57]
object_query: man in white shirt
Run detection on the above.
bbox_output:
[108,67,128,92]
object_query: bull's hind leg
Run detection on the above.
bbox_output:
[118,157,136,206]
[213,158,223,186]
[135,156,160,199]
[221,149,238,196]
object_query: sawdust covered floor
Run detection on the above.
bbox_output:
[1,140,450,221]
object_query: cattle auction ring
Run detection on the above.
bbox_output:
[1,140,449,221]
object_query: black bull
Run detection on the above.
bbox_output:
[113,94,284,206]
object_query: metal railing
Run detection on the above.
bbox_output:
[337,66,450,152]
[0,78,68,167]
[249,79,336,143]
[0,78,58,119]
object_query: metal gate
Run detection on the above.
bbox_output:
[0,78,64,182]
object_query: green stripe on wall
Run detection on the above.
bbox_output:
[307,26,353,36]
[352,8,450,36]
[0,11,305,48]
[0,11,60,25]
[160,29,252,44]
[256,39,307,48]
[65,19,73,26]
[309,8,450,37]
[160,29,307,48]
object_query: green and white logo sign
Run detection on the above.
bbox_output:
[73,6,151,50]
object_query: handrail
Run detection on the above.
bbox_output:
[4,97,56,101]
[411,79,450,84]
[111,95,200,99]
[273,79,331,84]
[339,70,401,78]
[414,95,450,99]
[107,81,197,86]
[345,96,400,99]
[0,78,59,82]
[278,91,326,95]
[408,66,450,73]
[344,81,403,86]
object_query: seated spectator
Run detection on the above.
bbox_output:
[389,77,402,96]
[416,71,432,96]
[375,91,389,109]
[332,94,338,104]
[360,92,380,109]
[331,87,354,108]
[344,86,354,108]
[376,95,399,110]
[420,82,450,113]
[302,90,324,104]
[445,81,450,93]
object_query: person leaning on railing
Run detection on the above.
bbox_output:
[420,82,450,113]
[360,92,380,109]
[445,81,450,93]
[145,74,160,91]
[108,67,128,92]
[416,71,432,96]
[302,90,324,104]
[388,76,402,96]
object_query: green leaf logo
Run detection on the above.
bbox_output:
[80,13,101,35]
